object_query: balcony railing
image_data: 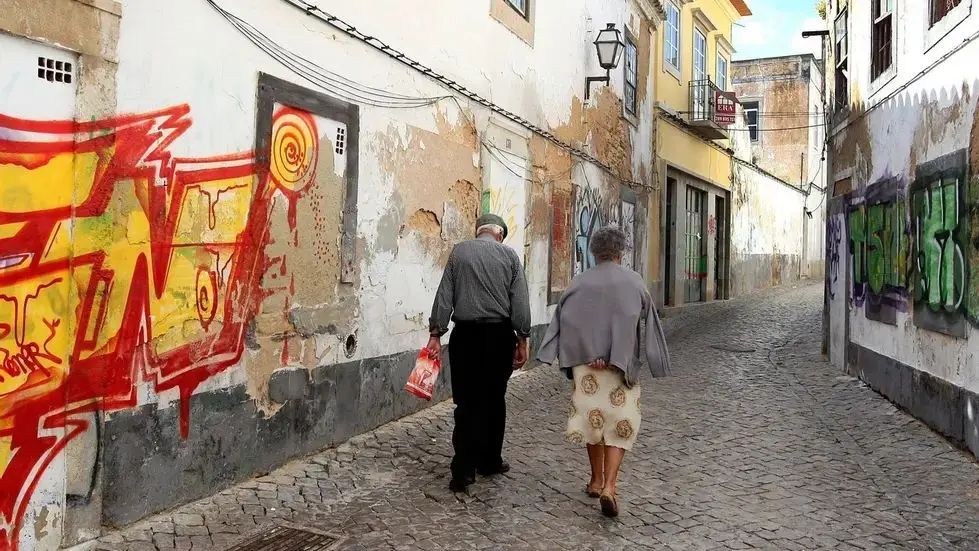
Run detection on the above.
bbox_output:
[688,79,734,140]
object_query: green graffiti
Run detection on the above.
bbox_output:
[914,177,965,313]
[867,201,908,294]
[867,204,885,293]
[850,200,909,299]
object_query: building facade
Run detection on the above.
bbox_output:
[823,0,979,461]
[732,54,826,190]
[653,0,752,306]
[0,0,663,548]
[728,53,828,294]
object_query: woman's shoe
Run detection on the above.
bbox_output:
[584,484,603,498]
[599,493,619,517]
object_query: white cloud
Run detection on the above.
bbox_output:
[733,20,769,49]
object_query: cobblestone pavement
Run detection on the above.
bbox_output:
[96,283,979,551]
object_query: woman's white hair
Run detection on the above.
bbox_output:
[590,226,627,261]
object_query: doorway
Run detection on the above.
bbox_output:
[714,196,727,300]
[684,186,707,303]
[665,177,677,306]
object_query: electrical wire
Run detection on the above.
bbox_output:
[729,122,829,132]
[207,0,451,109]
[277,0,649,190]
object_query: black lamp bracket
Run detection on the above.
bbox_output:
[585,69,611,101]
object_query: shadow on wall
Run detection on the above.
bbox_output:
[827,78,979,461]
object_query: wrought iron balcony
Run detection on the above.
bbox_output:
[688,79,735,140]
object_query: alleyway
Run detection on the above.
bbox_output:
[96,283,979,551]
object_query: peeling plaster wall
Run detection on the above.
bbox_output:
[0,0,655,545]
[825,0,979,459]
[729,114,815,296]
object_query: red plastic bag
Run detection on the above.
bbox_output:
[405,349,442,401]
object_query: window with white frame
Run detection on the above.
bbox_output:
[871,0,894,81]
[665,2,680,71]
[693,29,707,81]
[505,0,528,18]
[624,32,638,116]
[716,54,728,90]
[692,29,708,119]
[743,101,759,141]
[834,8,849,111]
[931,0,964,25]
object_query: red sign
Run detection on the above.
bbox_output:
[714,90,737,126]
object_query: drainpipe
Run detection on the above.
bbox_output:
[802,28,832,357]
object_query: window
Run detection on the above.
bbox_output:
[665,2,680,71]
[834,8,849,111]
[715,54,728,91]
[932,0,963,25]
[743,101,759,141]
[505,0,528,17]
[693,29,707,81]
[692,29,708,119]
[871,0,894,81]
[624,33,638,116]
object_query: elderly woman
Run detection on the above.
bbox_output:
[537,226,671,518]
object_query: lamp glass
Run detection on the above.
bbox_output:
[594,25,624,70]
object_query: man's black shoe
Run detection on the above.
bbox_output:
[477,461,510,476]
[449,476,475,492]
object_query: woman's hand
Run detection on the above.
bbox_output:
[588,359,608,370]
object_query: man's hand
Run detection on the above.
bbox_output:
[512,338,530,371]
[588,359,608,370]
[426,336,442,360]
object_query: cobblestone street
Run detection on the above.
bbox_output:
[96,283,979,551]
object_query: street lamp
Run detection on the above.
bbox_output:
[585,23,625,101]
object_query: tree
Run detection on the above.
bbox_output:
[816,0,827,20]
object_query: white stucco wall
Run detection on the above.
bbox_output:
[828,0,979,395]
[112,0,656,392]
[728,108,820,295]
[4,1,660,548]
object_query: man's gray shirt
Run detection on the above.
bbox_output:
[429,235,532,338]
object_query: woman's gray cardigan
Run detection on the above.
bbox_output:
[536,261,672,386]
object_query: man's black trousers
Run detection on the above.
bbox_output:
[447,321,517,480]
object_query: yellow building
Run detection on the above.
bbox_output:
[650,0,750,306]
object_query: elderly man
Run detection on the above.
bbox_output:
[427,213,531,492]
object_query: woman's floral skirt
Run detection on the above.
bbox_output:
[566,364,641,451]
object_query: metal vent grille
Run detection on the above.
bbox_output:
[225,525,341,551]
[37,56,73,84]
[335,127,345,155]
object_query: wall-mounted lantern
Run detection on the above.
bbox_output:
[585,23,625,101]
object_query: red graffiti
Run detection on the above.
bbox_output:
[707,215,717,237]
[0,104,319,548]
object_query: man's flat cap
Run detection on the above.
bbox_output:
[476,213,508,239]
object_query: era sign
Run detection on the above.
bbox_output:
[714,90,737,126]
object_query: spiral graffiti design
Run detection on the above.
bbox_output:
[270,108,318,194]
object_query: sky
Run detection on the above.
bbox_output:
[732,0,827,61]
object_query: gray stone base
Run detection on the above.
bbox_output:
[847,342,979,461]
[101,323,550,527]
[730,253,802,297]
